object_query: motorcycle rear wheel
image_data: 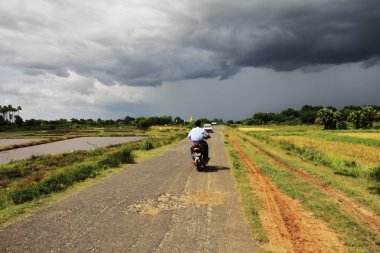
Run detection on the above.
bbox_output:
[196,160,202,171]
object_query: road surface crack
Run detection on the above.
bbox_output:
[124,192,223,216]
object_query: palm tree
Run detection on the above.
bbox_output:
[348,111,362,129]
[315,108,336,129]
[0,106,5,123]
[7,105,12,122]
[362,105,377,128]
[2,105,8,122]
[17,106,22,116]
[12,108,17,123]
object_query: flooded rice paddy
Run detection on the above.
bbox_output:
[0,137,146,164]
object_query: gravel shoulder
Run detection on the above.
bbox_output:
[0,127,256,252]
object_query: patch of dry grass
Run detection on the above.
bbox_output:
[272,136,380,168]
[238,127,273,132]
[336,132,380,140]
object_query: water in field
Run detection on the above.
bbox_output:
[0,137,146,164]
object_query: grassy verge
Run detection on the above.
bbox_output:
[230,129,380,252]
[223,130,269,251]
[0,134,186,227]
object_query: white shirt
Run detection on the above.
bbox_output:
[187,127,209,142]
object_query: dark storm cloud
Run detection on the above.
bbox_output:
[187,0,380,71]
[0,0,379,86]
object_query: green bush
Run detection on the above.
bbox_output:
[335,168,360,178]
[343,160,358,168]
[142,139,154,150]
[369,166,380,182]
[98,148,133,168]
[10,182,39,204]
[0,167,23,179]
[74,164,98,180]
[301,146,331,166]
[0,189,7,209]
[336,121,348,130]
[39,171,74,194]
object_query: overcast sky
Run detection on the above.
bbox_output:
[1,0,379,121]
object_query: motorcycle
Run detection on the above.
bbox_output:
[191,136,210,171]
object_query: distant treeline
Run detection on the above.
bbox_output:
[230,105,380,129]
[0,112,224,131]
[0,103,228,131]
[0,115,183,130]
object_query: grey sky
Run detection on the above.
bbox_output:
[0,0,379,120]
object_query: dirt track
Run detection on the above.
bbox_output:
[231,139,346,253]
[0,127,256,252]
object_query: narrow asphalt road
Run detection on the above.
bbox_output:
[0,127,256,252]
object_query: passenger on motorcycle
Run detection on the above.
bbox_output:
[187,120,210,162]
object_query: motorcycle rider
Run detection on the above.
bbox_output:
[187,120,210,162]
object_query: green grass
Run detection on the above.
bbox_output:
[232,132,380,252]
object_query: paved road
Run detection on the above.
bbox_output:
[0,137,146,164]
[0,127,256,252]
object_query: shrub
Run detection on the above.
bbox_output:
[336,121,348,130]
[369,166,380,182]
[10,182,39,204]
[279,141,297,153]
[39,171,74,194]
[343,160,358,168]
[71,164,95,181]
[142,139,154,150]
[300,146,331,166]
[98,148,134,168]
[0,189,7,209]
[334,168,360,178]
[0,167,23,179]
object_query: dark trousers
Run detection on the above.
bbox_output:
[190,141,209,159]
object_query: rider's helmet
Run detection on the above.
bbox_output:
[195,120,201,127]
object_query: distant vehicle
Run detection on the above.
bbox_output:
[211,122,217,125]
[203,124,213,133]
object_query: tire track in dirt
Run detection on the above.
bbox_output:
[242,135,380,238]
[231,139,345,253]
